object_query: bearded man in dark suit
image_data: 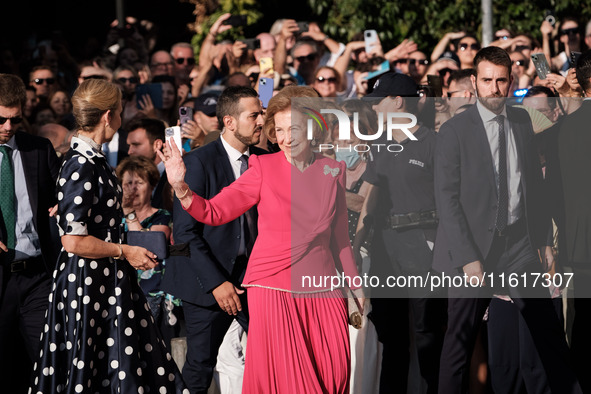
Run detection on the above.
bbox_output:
[433,47,581,394]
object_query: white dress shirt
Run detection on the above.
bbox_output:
[220,135,250,256]
[476,102,522,225]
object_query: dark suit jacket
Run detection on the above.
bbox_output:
[550,100,591,263]
[433,104,551,272]
[161,138,267,306]
[0,132,60,284]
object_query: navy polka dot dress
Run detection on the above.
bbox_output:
[30,136,187,394]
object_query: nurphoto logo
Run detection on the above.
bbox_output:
[305,107,417,153]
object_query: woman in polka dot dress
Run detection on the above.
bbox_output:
[30,79,187,394]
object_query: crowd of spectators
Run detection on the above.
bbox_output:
[3,9,591,394]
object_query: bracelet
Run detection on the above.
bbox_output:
[321,35,329,43]
[114,244,123,260]
[176,187,190,199]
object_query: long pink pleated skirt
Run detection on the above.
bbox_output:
[242,286,350,394]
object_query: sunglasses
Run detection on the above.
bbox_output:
[560,27,579,36]
[316,76,337,83]
[0,116,23,125]
[459,43,481,51]
[295,53,318,63]
[175,57,196,65]
[117,77,139,84]
[33,78,55,85]
[496,35,510,40]
[396,59,430,66]
[511,60,526,66]
[446,90,473,98]
[82,75,107,81]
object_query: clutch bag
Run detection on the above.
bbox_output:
[347,289,363,329]
[127,231,168,260]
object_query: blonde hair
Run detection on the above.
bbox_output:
[71,79,121,131]
[264,86,320,140]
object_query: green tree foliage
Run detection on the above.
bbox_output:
[185,0,263,56]
[185,0,591,59]
[308,0,591,53]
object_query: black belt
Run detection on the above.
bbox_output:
[494,217,526,238]
[7,256,45,273]
[387,210,438,230]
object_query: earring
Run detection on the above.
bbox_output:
[311,138,318,146]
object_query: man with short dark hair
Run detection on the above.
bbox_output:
[447,69,476,115]
[126,117,166,173]
[434,46,581,394]
[29,65,57,100]
[0,73,60,393]
[162,86,266,394]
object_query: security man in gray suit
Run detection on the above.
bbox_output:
[433,47,581,394]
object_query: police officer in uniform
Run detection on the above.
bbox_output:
[357,72,446,394]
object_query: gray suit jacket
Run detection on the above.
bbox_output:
[432,104,551,272]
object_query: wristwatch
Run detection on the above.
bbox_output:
[125,211,137,221]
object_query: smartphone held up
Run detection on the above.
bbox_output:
[222,15,247,27]
[165,126,183,152]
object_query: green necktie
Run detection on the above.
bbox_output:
[0,145,15,249]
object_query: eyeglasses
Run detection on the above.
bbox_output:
[396,58,430,66]
[511,60,526,66]
[459,43,480,51]
[117,77,139,84]
[33,78,55,85]
[175,57,196,66]
[151,62,174,68]
[82,75,107,81]
[295,53,318,63]
[0,116,23,125]
[315,76,337,83]
[560,28,579,36]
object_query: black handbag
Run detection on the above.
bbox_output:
[126,231,169,260]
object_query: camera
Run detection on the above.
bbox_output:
[545,10,556,26]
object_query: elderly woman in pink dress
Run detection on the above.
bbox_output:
[159,86,363,393]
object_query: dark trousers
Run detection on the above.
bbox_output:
[182,294,248,394]
[372,228,446,394]
[371,297,410,394]
[487,297,563,394]
[438,230,581,394]
[570,264,591,393]
[0,262,51,394]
